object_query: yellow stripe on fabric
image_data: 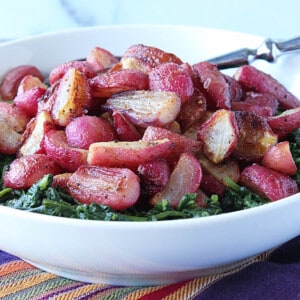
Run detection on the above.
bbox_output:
[0,272,57,298]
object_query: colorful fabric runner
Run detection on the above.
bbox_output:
[1,236,299,299]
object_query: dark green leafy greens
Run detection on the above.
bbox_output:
[289,128,300,188]
[220,177,268,212]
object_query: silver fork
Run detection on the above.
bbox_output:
[206,36,300,69]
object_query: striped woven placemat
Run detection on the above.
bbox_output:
[0,250,272,300]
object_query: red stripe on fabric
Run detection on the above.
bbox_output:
[137,281,188,300]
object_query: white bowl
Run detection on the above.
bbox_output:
[0,25,299,286]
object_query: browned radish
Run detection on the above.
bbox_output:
[149,62,194,103]
[87,139,175,170]
[66,165,140,210]
[176,89,207,131]
[18,111,55,156]
[240,163,299,201]
[0,65,44,100]
[49,61,96,85]
[200,173,226,198]
[193,61,231,109]
[231,92,279,117]
[234,65,300,109]
[89,69,148,98]
[197,152,240,186]
[14,87,46,117]
[150,152,202,207]
[267,107,300,139]
[142,125,201,158]
[137,158,170,197]
[44,130,88,172]
[120,44,183,74]
[105,90,181,128]
[197,109,238,164]
[52,173,72,189]
[0,101,30,133]
[262,141,297,176]
[112,111,142,141]
[0,122,22,154]
[86,46,119,72]
[51,68,91,126]
[3,154,62,189]
[233,111,278,162]
[17,74,47,94]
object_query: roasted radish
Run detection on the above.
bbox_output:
[51,68,91,126]
[234,65,300,109]
[150,152,202,207]
[240,164,299,201]
[88,139,175,170]
[4,154,62,189]
[105,90,181,128]
[65,115,117,149]
[44,130,88,172]
[67,165,140,210]
[197,109,238,164]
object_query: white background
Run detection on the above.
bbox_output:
[0,0,299,41]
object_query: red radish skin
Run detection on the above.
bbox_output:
[112,111,142,141]
[193,62,231,109]
[0,101,30,133]
[240,164,299,201]
[149,62,194,103]
[67,165,140,210]
[44,130,88,172]
[0,65,44,100]
[137,158,170,196]
[142,126,201,158]
[14,87,46,117]
[120,44,183,74]
[150,152,202,207]
[49,61,96,85]
[86,46,119,72]
[267,107,300,139]
[262,141,297,176]
[4,154,62,190]
[65,115,117,149]
[234,65,300,109]
[89,69,149,98]
[88,139,175,170]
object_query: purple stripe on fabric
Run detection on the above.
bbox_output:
[0,251,19,264]
[39,282,87,300]
[76,286,121,300]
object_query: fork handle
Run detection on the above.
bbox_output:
[206,48,255,69]
[275,37,300,52]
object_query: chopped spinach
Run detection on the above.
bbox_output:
[221,177,268,212]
